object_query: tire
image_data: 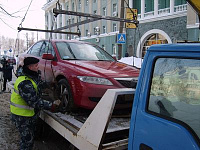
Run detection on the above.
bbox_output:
[57,79,76,112]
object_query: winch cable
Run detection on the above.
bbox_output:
[14,0,33,77]
[43,0,61,87]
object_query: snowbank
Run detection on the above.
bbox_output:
[118,56,143,68]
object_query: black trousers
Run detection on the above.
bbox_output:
[11,114,37,150]
[3,78,8,91]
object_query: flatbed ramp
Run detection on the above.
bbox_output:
[7,82,134,150]
[40,88,135,150]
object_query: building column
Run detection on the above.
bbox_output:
[52,9,56,39]
[129,0,133,8]
[170,0,174,14]
[154,0,158,16]
[61,2,66,39]
[141,0,145,19]
[53,23,56,39]
[57,15,60,39]
[48,11,52,38]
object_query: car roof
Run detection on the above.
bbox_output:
[148,43,200,52]
[42,39,95,46]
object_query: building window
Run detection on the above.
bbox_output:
[94,10,97,14]
[93,0,96,3]
[102,45,106,51]
[112,44,116,55]
[145,0,154,12]
[72,18,75,24]
[86,0,89,6]
[103,7,106,16]
[72,2,75,11]
[86,30,88,36]
[78,0,81,9]
[158,0,170,9]
[102,26,106,33]
[113,3,117,16]
[113,23,117,32]
[67,35,71,40]
[79,16,81,22]
[175,0,187,6]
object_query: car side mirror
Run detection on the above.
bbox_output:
[42,53,54,60]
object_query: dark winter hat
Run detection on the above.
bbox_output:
[23,57,39,67]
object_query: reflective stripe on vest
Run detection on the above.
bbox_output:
[10,76,38,117]
[10,101,34,110]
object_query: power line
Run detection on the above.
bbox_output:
[19,0,33,27]
[0,18,16,31]
[0,6,19,18]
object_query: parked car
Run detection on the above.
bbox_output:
[0,55,16,65]
[19,40,140,111]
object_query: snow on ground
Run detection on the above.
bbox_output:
[118,56,143,68]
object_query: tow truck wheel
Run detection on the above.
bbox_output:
[57,79,75,112]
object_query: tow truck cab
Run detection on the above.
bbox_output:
[128,44,200,150]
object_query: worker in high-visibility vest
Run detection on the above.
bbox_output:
[10,57,60,150]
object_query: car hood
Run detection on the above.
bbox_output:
[71,60,140,78]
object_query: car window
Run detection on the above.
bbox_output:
[56,42,114,61]
[148,57,200,139]
[55,42,74,59]
[29,41,43,56]
[40,41,55,56]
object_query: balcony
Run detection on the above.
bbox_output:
[138,4,187,21]
[158,8,170,16]
[174,4,187,13]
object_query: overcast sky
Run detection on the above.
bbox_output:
[0,0,46,40]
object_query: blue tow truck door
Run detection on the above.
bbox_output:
[129,46,200,150]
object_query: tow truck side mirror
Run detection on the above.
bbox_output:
[42,53,54,60]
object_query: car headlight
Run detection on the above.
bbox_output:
[77,76,113,85]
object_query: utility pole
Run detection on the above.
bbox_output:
[118,0,125,60]
[26,33,29,51]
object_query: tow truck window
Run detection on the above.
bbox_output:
[148,58,200,140]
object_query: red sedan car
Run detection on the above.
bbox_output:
[19,40,140,111]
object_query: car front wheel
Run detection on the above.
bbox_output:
[57,79,75,112]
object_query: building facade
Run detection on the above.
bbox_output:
[128,0,199,58]
[43,0,199,59]
[43,0,127,58]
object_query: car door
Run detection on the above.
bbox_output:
[39,41,56,83]
[129,52,200,150]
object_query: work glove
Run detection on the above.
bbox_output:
[50,100,61,113]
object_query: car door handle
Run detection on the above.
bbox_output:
[140,143,153,150]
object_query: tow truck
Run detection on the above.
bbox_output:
[7,1,200,149]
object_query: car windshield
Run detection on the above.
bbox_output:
[55,42,115,61]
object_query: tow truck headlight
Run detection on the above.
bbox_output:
[77,76,113,85]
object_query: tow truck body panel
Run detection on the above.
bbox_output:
[129,44,200,150]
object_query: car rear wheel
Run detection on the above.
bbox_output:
[57,79,76,112]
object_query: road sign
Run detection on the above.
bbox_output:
[126,8,137,29]
[117,33,126,44]
[9,49,12,52]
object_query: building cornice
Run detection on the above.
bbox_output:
[187,23,200,29]
[42,0,57,11]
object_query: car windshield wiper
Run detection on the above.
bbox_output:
[62,58,80,60]
[96,59,114,61]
